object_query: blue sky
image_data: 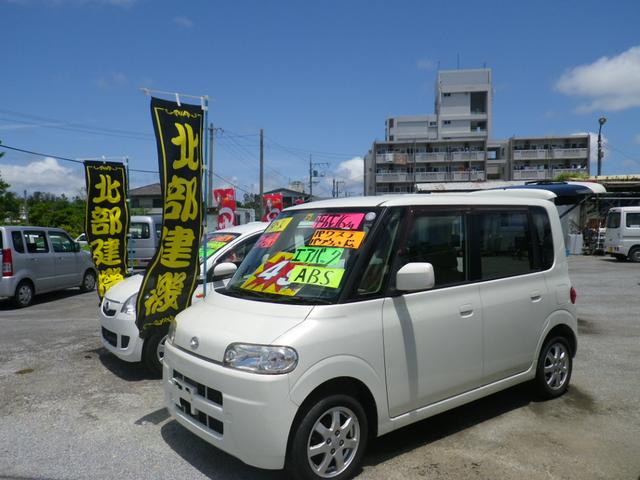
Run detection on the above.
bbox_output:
[1,0,639,199]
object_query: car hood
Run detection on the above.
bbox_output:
[171,289,314,363]
[103,274,144,302]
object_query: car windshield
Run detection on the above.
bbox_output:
[606,212,620,229]
[224,208,381,304]
[198,232,241,261]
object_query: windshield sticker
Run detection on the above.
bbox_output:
[289,265,345,289]
[313,213,365,230]
[209,234,236,242]
[292,246,343,266]
[309,229,366,249]
[256,232,280,249]
[198,241,228,259]
[265,217,292,233]
[240,252,299,296]
[304,213,317,222]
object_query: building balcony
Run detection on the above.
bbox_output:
[552,168,588,177]
[513,150,548,160]
[415,152,447,162]
[451,171,486,181]
[414,172,448,182]
[451,151,485,161]
[376,172,409,182]
[375,153,410,164]
[512,169,551,180]
[552,148,589,159]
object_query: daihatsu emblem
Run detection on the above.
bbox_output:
[190,337,199,350]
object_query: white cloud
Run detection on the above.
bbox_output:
[95,72,128,89]
[173,16,194,28]
[555,45,640,112]
[0,157,85,197]
[323,157,364,196]
[417,58,435,71]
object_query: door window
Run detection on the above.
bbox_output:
[218,234,260,266]
[476,211,533,279]
[531,207,554,270]
[393,211,467,289]
[49,232,75,253]
[626,213,640,228]
[24,231,49,253]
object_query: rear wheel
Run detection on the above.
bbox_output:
[142,329,168,376]
[79,270,96,292]
[13,281,34,308]
[534,336,572,399]
[629,247,640,263]
[287,394,367,480]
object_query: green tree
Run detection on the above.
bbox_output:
[27,192,86,237]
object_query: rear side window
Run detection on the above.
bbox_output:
[49,232,74,253]
[606,212,620,228]
[531,207,554,270]
[24,231,49,253]
[12,231,25,253]
[626,213,640,228]
[476,211,533,280]
[129,222,150,239]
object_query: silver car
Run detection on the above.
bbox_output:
[0,226,97,307]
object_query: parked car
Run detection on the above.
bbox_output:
[98,222,267,374]
[604,206,640,262]
[127,215,163,268]
[163,193,578,480]
[0,226,96,307]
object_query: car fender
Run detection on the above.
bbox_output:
[532,308,578,367]
[288,354,388,428]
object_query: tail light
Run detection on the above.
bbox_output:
[570,286,577,304]
[2,248,13,277]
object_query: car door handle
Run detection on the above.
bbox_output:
[530,291,542,302]
[459,304,474,317]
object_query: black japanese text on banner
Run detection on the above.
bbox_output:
[84,161,129,299]
[136,97,204,336]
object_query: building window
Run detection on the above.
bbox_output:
[443,93,451,97]
[443,121,451,125]
[152,198,162,208]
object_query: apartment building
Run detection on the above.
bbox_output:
[364,68,590,194]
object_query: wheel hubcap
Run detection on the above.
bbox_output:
[307,406,360,478]
[19,286,32,305]
[544,342,569,390]
[85,274,95,290]
[156,335,167,364]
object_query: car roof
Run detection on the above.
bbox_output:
[208,221,268,236]
[285,193,552,211]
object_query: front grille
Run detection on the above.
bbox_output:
[102,327,117,347]
[173,369,224,435]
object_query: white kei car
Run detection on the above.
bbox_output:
[98,222,267,374]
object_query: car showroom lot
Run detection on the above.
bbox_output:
[1,256,639,480]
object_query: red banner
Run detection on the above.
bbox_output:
[261,193,283,222]
[215,188,236,229]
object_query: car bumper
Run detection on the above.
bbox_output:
[163,341,298,470]
[0,277,18,298]
[99,298,144,362]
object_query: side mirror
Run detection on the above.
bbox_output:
[211,262,237,281]
[73,242,81,252]
[396,262,435,292]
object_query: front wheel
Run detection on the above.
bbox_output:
[79,270,96,292]
[287,394,368,480]
[534,336,573,399]
[142,329,168,376]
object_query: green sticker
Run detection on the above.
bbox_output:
[292,246,343,266]
[199,241,227,259]
[289,265,345,289]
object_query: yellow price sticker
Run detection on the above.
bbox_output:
[266,217,292,233]
[308,229,366,249]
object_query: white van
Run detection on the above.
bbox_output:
[99,222,267,374]
[603,206,640,262]
[128,215,163,268]
[163,194,577,480]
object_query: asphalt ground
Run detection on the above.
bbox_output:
[0,255,639,480]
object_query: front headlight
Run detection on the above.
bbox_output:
[223,343,298,374]
[121,292,138,315]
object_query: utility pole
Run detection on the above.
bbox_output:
[332,178,336,198]
[309,154,313,199]
[259,128,264,217]
[208,124,214,207]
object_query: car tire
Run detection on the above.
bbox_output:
[286,394,368,480]
[13,280,34,308]
[142,329,168,376]
[534,336,572,400]
[79,270,96,292]
[629,247,640,263]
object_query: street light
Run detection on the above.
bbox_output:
[597,116,607,176]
